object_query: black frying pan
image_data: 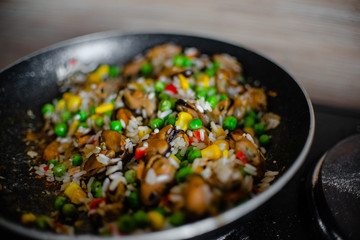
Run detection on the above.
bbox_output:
[0,32,315,239]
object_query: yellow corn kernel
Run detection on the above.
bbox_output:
[138,126,152,140]
[201,144,222,160]
[86,65,109,84]
[213,140,229,151]
[243,127,255,138]
[148,211,165,231]
[21,213,37,226]
[175,112,193,131]
[90,115,98,121]
[66,95,82,112]
[64,182,82,199]
[223,149,229,158]
[178,74,189,90]
[170,154,180,164]
[86,72,102,84]
[95,103,114,115]
[212,126,225,138]
[68,120,79,136]
[70,188,87,205]
[62,92,72,100]
[129,82,142,89]
[197,74,210,87]
[57,99,66,111]
[96,65,109,78]
[144,78,154,86]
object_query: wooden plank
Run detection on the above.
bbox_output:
[0,0,359,108]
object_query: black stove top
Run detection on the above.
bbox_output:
[218,104,360,240]
[1,104,360,240]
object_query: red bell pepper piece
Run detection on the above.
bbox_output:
[236,150,248,164]
[89,197,106,210]
[43,166,50,172]
[193,130,201,141]
[135,147,147,160]
[165,84,178,94]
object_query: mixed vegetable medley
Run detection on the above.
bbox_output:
[24,44,280,235]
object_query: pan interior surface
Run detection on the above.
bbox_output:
[0,32,314,239]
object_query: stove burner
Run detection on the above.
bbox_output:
[310,134,360,240]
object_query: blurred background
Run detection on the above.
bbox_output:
[1,0,359,109]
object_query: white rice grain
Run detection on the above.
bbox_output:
[244,164,257,176]
[102,178,110,196]
[146,168,157,185]
[97,154,110,165]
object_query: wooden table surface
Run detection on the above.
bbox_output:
[1,0,359,109]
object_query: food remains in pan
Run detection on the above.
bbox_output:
[24,44,280,235]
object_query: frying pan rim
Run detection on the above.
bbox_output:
[0,31,315,240]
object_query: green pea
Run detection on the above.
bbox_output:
[243,116,255,128]
[61,111,71,122]
[150,118,164,130]
[212,61,221,69]
[158,93,170,100]
[207,87,217,96]
[154,206,167,216]
[104,111,113,118]
[206,95,218,108]
[180,160,189,168]
[75,110,88,121]
[189,119,202,130]
[91,180,103,198]
[159,99,172,112]
[89,105,96,115]
[169,97,177,110]
[53,163,66,177]
[41,103,54,115]
[126,191,139,209]
[54,123,67,137]
[95,117,104,127]
[223,116,237,131]
[140,62,153,76]
[182,57,193,67]
[259,134,270,146]
[169,212,186,226]
[154,81,166,93]
[254,123,265,135]
[110,120,123,132]
[109,66,120,78]
[185,146,195,158]
[54,196,67,210]
[77,122,89,129]
[62,203,77,218]
[220,94,228,101]
[72,154,83,166]
[205,67,216,77]
[176,167,193,183]
[36,215,48,230]
[133,210,150,228]
[196,90,207,100]
[187,149,201,163]
[125,169,136,184]
[166,115,177,126]
[175,152,185,161]
[173,55,185,67]
[117,214,136,234]
[246,110,258,120]
[47,159,57,166]
[196,86,207,93]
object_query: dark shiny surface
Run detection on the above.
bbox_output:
[0,33,313,239]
